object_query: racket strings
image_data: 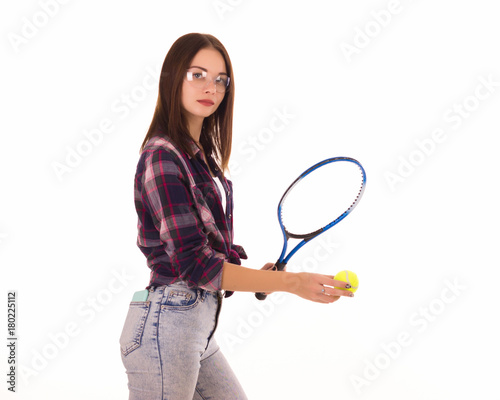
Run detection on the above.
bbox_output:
[280,160,365,237]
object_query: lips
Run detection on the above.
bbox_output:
[197,99,215,106]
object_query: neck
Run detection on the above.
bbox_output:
[187,116,203,143]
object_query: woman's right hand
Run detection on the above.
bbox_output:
[284,272,354,304]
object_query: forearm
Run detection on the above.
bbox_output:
[221,261,354,303]
[221,262,291,293]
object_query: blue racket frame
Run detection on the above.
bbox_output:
[256,157,366,300]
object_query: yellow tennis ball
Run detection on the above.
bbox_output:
[334,270,359,293]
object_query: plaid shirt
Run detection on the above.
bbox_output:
[134,135,247,292]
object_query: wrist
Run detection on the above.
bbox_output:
[280,271,302,295]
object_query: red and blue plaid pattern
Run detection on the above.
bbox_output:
[134,135,247,292]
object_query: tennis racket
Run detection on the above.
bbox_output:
[255,157,366,300]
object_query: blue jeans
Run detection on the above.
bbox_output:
[119,282,247,399]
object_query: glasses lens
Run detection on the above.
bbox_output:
[214,76,230,92]
[186,68,229,93]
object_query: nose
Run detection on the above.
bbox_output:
[204,79,217,94]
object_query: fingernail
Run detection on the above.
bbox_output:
[345,284,352,289]
[349,293,354,297]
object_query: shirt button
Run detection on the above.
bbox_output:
[228,213,232,219]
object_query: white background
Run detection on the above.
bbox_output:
[1,0,499,398]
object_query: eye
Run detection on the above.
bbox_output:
[187,69,207,81]
[215,76,228,86]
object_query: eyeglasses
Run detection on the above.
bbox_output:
[185,67,230,93]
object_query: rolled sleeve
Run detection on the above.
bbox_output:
[228,244,247,264]
[141,148,225,291]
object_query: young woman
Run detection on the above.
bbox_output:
[119,33,354,400]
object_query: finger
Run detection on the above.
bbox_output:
[322,277,353,291]
[314,296,333,304]
[261,262,275,271]
[315,286,346,302]
[324,286,354,297]
[315,294,341,304]
[330,295,341,302]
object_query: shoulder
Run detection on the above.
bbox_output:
[139,136,186,178]
[142,136,180,158]
[142,135,190,166]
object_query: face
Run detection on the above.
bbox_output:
[181,48,228,134]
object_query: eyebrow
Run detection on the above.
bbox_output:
[189,66,228,76]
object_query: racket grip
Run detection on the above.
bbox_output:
[254,261,286,301]
[255,292,268,300]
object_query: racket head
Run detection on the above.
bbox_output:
[277,157,366,262]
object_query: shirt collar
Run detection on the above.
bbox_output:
[186,139,201,159]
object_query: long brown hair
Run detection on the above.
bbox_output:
[140,33,235,172]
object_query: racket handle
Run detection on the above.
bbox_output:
[255,292,268,300]
[254,261,287,301]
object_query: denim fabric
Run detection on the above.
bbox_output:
[120,282,247,399]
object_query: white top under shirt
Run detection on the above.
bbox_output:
[214,176,227,214]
